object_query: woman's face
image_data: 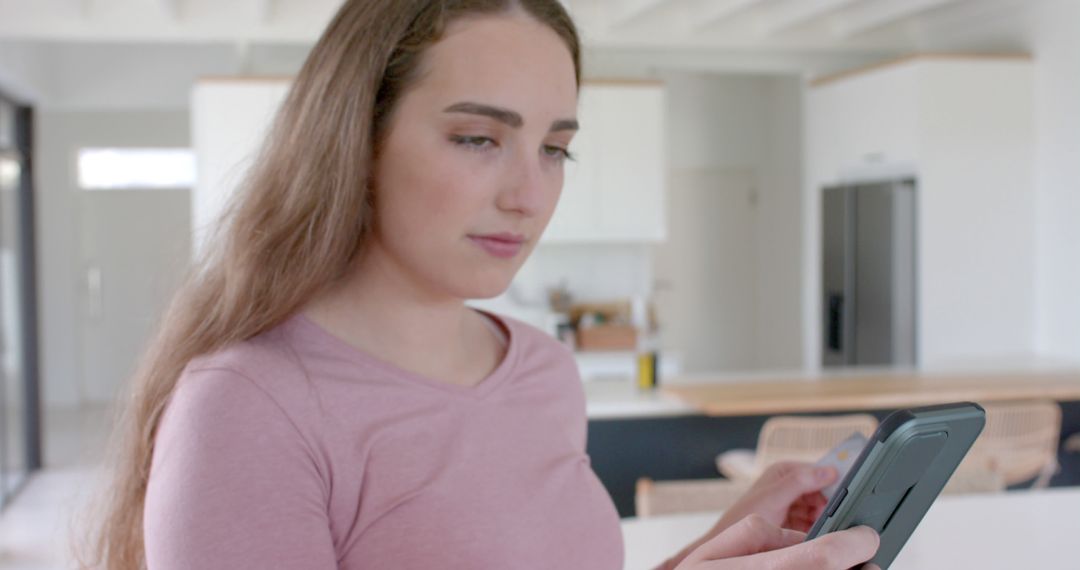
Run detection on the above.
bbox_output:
[369,12,578,300]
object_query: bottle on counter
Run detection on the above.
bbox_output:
[632,295,660,391]
[636,350,659,391]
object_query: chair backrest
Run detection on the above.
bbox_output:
[635,477,750,518]
[963,400,1062,487]
[942,460,1007,495]
[755,413,879,469]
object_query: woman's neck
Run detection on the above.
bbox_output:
[302,246,504,387]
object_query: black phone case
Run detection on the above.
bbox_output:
[805,402,986,569]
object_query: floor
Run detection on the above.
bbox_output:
[0,406,112,570]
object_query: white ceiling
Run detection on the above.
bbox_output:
[0,0,1054,108]
[0,0,1038,49]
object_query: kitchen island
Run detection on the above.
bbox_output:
[586,366,1080,518]
[662,368,1080,416]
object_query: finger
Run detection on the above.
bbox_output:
[771,466,837,505]
[785,516,813,533]
[789,493,827,522]
[688,515,807,562]
[759,460,810,485]
[751,526,880,570]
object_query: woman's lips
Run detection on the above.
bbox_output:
[468,233,526,259]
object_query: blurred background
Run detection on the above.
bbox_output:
[0,0,1078,568]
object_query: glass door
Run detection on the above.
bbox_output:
[0,95,39,509]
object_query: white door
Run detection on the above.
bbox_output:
[78,189,191,404]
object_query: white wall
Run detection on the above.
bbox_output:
[35,110,189,408]
[1033,0,1080,362]
[653,73,803,373]
[191,80,289,253]
[917,60,1035,364]
[0,41,310,111]
[754,77,804,369]
[518,244,654,304]
[0,41,48,103]
[654,74,762,372]
[45,43,235,110]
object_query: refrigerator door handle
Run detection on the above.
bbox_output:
[827,292,844,352]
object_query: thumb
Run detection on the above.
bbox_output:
[685,515,805,563]
[748,525,880,570]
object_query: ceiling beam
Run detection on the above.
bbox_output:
[692,0,769,31]
[758,0,860,35]
[835,0,959,38]
[609,0,672,28]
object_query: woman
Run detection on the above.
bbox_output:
[84,0,879,568]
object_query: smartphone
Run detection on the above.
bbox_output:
[806,402,986,569]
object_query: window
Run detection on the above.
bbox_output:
[77,148,196,190]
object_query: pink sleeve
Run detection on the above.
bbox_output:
[144,367,338,569]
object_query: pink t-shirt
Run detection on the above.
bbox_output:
[143,311,625,569]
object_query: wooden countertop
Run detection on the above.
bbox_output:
[662,370,1080,417]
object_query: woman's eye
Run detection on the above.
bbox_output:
[543,145,574,162]
[451,135,496,150]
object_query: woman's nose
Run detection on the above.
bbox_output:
[495,152,550,217]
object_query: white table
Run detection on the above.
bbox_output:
[620,487,1080,570]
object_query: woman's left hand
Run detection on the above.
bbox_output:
[658,463,847,570]
[717,461,838,533]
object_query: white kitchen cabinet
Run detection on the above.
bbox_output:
[543,82,667,243]
[804,56,1035,368]
[191,78,290,255]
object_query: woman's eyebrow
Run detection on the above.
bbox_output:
[550,118,579,133]
[443,101,578,133]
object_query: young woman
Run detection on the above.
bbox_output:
[85,1,879,568]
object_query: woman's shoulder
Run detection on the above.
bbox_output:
[185,323,300,384]
[177,321,321,426]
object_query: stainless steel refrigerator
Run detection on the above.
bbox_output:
[822,179,917,368]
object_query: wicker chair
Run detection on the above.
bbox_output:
[960,400,1062,489]
[941,461,1006,495]
[716,414,879,482]
[635,477,751,518]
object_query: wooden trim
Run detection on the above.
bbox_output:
[809,53,1032,88]
[662,371,1080,417]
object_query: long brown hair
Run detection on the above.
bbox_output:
[80,1,580,567]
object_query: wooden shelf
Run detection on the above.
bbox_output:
[662,370,1080,417]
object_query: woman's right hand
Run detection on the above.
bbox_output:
[673,514,880,570]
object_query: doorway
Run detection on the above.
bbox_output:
[77,188,190,404]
